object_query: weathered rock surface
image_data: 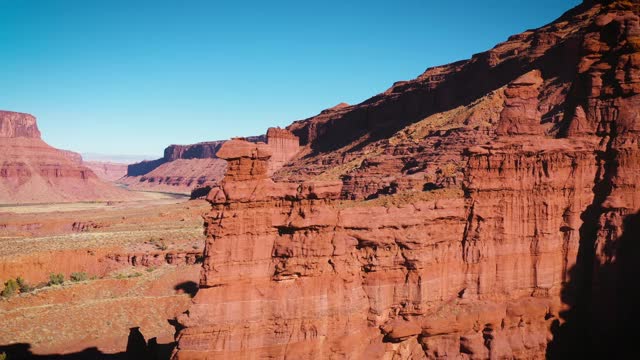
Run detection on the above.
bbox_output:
[266,127,301,175]
[0,111,41,138]
[175,1,640,359]
[120,141,229,194]
[121,130,298,195]
[0,111,134,204]
[119,158,228,195]
[164,141,226,162]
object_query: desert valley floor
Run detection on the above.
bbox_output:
[0,192,208,357]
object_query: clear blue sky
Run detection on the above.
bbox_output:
[0,0,581,159]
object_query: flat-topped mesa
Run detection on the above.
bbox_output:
[164,141,225,161]
[0,111,133,203]
[0,111,41,139]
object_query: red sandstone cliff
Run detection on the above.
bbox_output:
[175,1,640,358]
[0,111,41,138]
[0,111,134,204]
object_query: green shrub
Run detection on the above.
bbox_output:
[70,272,89,282]
[0,351,7,360]
[48,273,65,286]
[1,279,18,298]
[16,277,33,293]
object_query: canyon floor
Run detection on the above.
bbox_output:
[0,191,209,358]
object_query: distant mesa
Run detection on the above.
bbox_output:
[0,110,41,138]
[119,140,230,195]
[84,161,129,182]
[119,128,300,195]
[0,110,134,204]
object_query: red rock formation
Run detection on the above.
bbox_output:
[266,127,300,175]
[175,1,640,359]
[119,158,227,195]
[120,141,229,194]
[0,111,41,138]
[495,70,545,136]
[121,131,297,195]
[0,111,134,204]
[60,149,83,165]
[84,161,129,182]
[164,141,226,161]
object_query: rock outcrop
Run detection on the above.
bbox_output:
[0,111,41,138]
[164,142,225,161]
[266,127,301,175]
[121,131,298,195]
[0,111,133,204]
[120,141,229,194]
[175,1,640,359]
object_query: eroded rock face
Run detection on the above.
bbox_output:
[0,111,132,204]
[176,1,640,358]
[164,141,226,161]
[120,131,297,195]
[175,138,572,359]
[266,127,301,175]
[0,111,41,139]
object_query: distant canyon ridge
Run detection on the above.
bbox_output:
[0,110,302,201]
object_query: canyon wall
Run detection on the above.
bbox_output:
[121,140,228,194]
[0,111,41,138]
[175,138,585,359]
[164,141,225,161]
[266,127,301,175]
[175,1,640,358]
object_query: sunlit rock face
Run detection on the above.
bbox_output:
[0,110,131,204]
[174,1,640,358]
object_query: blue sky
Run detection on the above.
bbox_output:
[0,0,581,159]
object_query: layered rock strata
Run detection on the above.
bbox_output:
[121,130,298,195]
[0,111,132,204]
[175,1,640,358]
[84,161,129,181]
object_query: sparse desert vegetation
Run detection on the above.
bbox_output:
[0,194,208,354]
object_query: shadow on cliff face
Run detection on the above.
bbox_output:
[0,344,126,360]
[0,327,176,360]
[174,281,198,298]
[548,210,640,359]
